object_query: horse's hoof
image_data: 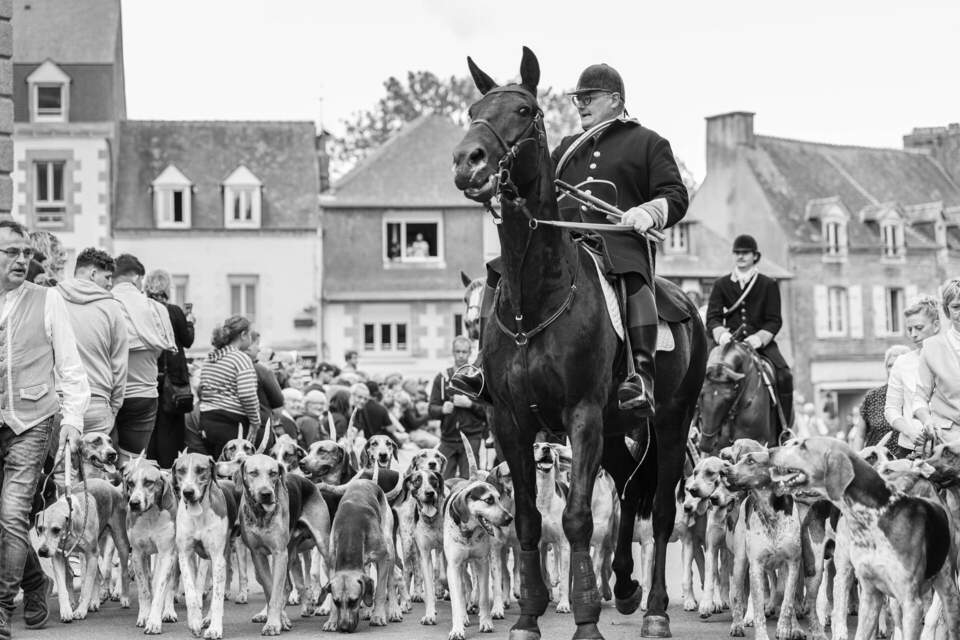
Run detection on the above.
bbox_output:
[572,622,605,640]
[615,586,643,615]
[641,614,672,638]
[509,631,541,640]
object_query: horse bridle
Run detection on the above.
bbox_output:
[700,345,762,442]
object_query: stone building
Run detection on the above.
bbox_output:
[689,111,960,421]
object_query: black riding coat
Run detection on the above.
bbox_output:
[705,273,787,368]
[550,118,688,284]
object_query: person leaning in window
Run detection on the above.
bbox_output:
[884,295,941,456]
[195,315,261,460]
[914,280,960,446]
[0,220,89,638]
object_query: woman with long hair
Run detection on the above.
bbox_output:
[196,315,261,459]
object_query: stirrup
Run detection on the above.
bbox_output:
[618,375,653,413]
[447,363,485,400]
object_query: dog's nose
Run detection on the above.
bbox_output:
[37,546,49,558]
[427,462,437,470]
[129,498,141,511]
[258,489,274,502]
[105,451,118,463]
[182,488,196,500]
[502,512,513,526]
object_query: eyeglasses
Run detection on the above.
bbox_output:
[570,91,613,108]
[1,247,35,260]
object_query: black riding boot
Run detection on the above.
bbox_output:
[619,324,658,415]
[447,283,496,402]
[776,367,794,428]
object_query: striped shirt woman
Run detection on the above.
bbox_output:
[197,315,261,459]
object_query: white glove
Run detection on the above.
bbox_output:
[620,206,656,234]
[718,331,733,346]
[745,334,763,349]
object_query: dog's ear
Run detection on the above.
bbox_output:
[171,463,181,498]
[436,451,447,474]
[318,581,331,603]
[296,445,307,462]
[695,497,710,516]
[334,443,347,466]
[824,450,855,501]
[359,448,370,470]
[448,488,469,527]
[432,471,445,501]
[391,440,399,462]
[361,575,375,608]
[207,456,217,482]
[159,474,177,512]
[239,458,251,496]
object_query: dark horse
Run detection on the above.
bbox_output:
[698,342,780,455]
[452,47,707,639]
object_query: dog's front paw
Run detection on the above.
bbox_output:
[260,622,281,637]
[203,623,223,640]
[448,629,466,640]
[300,604,316,618]
[60,612,74,624]
[411,592,424,603]
[287,590,300,606]
[137,614,148,628]
[491,604,505,620]
[234,589,248,605]
[388,608,403,623]
[72,607,89,620]
[729,623,745,637]
[88,598,101,612]
[162,608,178,623]
[280,611,292,631]
[777,625,805,640]
[317,603,331,617]
[369,614,387,627]
[683,596,698,611]
[420,613,437,625]
[251,607,268,623]
[321,620,338,632]
[699,602,713,618]
[555,600,571,614]
[143,617,163,635]
[120,595,130,609]
[187,620,204,638]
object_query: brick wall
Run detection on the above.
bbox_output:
[0,0,11,216]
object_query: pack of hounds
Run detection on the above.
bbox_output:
[31,429,617,639]
[32,427,960,639]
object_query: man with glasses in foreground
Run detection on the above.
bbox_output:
[0,220,89,638]
[451,63,689,415]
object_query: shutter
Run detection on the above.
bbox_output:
[814,285,828,338]
[849,285,864,338]
[872,285,886,337]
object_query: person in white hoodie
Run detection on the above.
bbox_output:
[57,248,128,434]
[111,254,174,463]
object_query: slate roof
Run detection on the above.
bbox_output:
[746,135,960,246]
[116,121,319,230]
[660,221,792,280]
[13,0,122,64]
[326,115,470,208]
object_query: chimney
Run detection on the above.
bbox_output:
[904,123,960,185]
[315,131,331,193]
[705,111,755,176]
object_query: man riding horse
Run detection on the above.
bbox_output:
[705,234,794,425]
[450,63,689,416]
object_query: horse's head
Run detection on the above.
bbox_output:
[453,46,544,205]
[460,271,484,340]
[698,342,750,454]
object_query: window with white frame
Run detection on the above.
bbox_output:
[881,221,904,258]
[33,160,67,228]
[223,166,262,228]
[885,287,904,335]
[827,286,848,336]
[172,275,189,309]
[152,165,192,228]
[383,212,443,264]
[362,322,409,352]
[27,61,70,123]
[228,275,258,325]
[665,223,689,254]
[823,219,846,256]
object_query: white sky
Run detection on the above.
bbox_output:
[121,0,960,180]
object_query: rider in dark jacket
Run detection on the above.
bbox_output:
[450,63,688,416]
[705,234,794,425]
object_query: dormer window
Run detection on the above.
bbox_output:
[823,219,847,256]
[27,60,71,123]
[223,166,262,229]
[880,220,904,258]
[665,223,689,254]
[152,165,192,229]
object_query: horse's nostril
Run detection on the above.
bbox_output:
[468,148,485,165]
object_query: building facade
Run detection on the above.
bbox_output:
[688,111,960,422]
[113,120,321,356]
[11,0,124,261]
[321,116,492,377]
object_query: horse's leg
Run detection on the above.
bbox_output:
[563,405,604,640]
[496,414,548,640]
[602,434,644,614]
[643,422,688,637]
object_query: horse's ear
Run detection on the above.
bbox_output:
[461,271,472,287]
[467,56,498,95]
[519,46,540,95]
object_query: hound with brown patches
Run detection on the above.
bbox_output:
[685,455,736,619]
[35,478,131,622]
[443,478,513,640]
[363,434,399,470]
[124,454,179,633]
[722,440,807,640]
[532,442,571,613]
[172,452,239,639]
[239,453,331,634]
[398,448,448,606]
[404,469,447,625]
[75,432,121,482]
[213,428,255,604]
[270,434,307,475]
[770,437,960,640]
[317,474,403,632]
